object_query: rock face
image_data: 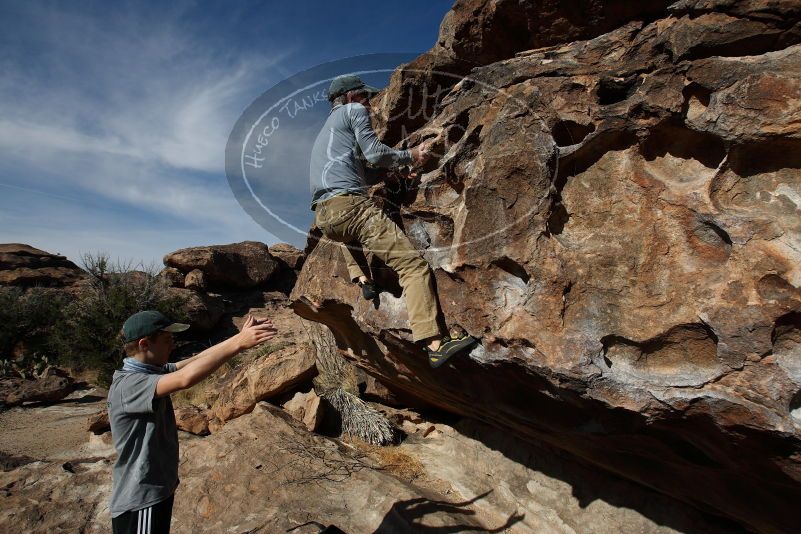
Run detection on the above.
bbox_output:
[209,342,316,425]
[164,241,280,289]
[4,399,729,533]
[269,243,305,271]
[294,1,801,532]
[0,244,86,287]
[175,402,732,533]
[373,0,674,145]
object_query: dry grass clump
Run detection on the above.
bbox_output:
[326,388,399,445]
[349,438,425,482]
[171,360,233,408]
[249,340,291,360]
[171,381,210,408]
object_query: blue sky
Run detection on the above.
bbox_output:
[0,0,450,266]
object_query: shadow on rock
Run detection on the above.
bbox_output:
[374,490,525,533]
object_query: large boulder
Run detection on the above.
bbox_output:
[0,373,74,408]
[373,0,674,145]
[166,287,224,331]
[268,243,305,271]
[209,342,316,425]
[164,241,280,289]
[293,1,801,532]
[0,244,86,288]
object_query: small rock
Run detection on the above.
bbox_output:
[184,269,207,292]
[158,267,185,288]
[422,425,439,438]
[174,405,210,436]
[87,409,110,434]
[282,390,323,431]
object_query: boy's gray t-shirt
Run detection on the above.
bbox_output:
[108,363,179,518]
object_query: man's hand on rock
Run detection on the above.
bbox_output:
[410,140,432,166]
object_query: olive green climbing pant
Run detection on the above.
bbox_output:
[314,194,441,342]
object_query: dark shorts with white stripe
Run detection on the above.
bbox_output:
[112,494,174,534]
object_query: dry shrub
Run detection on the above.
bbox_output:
[349,438,425,482]
[302,319,399,445]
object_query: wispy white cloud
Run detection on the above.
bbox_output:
[0,33,290,174]
[0,1,300,259]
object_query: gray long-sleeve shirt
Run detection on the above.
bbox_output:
[309,102,412,209]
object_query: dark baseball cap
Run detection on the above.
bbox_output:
[122,310,189,342]
[328,74,380,101]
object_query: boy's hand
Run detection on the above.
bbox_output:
[237,315,277,350]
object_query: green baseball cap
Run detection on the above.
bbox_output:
[122,310,189,342]
[328,74,380,101]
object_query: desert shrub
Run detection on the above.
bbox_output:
[0,353,54,379]
[0,287,67,355]
[0,287,70,377]
[50,252,186,386]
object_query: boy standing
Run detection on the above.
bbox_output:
[108,310,276,533]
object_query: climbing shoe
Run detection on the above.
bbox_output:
[426,334,478,369]
[358,280,381,300]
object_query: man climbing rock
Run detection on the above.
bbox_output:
[309,74,476,368]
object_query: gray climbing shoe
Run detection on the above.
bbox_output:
[359,280,381,300]
[426,334,477,368]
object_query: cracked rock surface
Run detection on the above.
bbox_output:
[293,1,801,532]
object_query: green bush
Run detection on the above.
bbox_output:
[49,253,187,386]
[0,286,69,377]
[1,253,189,386]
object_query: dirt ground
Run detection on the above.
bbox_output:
[0,386,108,460]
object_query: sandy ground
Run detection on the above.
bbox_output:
[0,387,108,460]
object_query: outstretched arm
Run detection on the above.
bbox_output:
[155,316,276,398]
[173,351,205,371]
